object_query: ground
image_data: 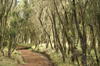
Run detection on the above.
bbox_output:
[17,47,52,66]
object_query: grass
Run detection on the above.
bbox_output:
[0,52,17,66]
[31,43,99,66]
[20,61,26,64]
[31,44,77,66]
[18,43,33,47]
[0,48,25,66]
[16,43,99,66]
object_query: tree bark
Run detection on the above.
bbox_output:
[73,0,87,66]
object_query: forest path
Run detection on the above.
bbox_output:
[17,47,52,66]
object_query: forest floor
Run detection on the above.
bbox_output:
[17,47,52,66]
[17,44,76,66]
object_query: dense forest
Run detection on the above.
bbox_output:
[0,0,100,66]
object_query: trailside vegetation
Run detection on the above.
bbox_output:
[0,0,100,66]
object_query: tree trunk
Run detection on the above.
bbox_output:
[8,38,13,58]
[73,0,87,66]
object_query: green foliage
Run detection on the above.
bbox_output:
[12,43,18,49]
[24,9,31,17]
[8,13,13,17]
[10,19,18,28]
[21,61,26,64]
[24,0,28,4]
[24,0,28,8]
[4,13,13,17]
[21,19,26,25]
[30,30,36,36]
[9,28,16,38]
[45,15,48,20]
[68,30,72,37]
[15,16,18,20]
[4,13,13,18]
[32,44,75,66]
[14,0,17,7]
[3,14,7,18]
[18,43,33,47]
[12,11,19,18]
[0,57,17,66]
[4,27,10,39]
[20,18,24,23]
[3,40,9,47]
[32,1,35,7]
[12,11,16,16]
[0,50,21,66]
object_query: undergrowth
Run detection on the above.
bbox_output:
[17,43,98,66]
[0,49,24,66]
[31,44,98,66]
[32,44,76,66]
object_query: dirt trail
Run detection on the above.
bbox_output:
[17,48,52,66]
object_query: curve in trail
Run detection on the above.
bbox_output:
[18,49,52,66]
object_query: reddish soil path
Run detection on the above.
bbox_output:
[18,49,52,66]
